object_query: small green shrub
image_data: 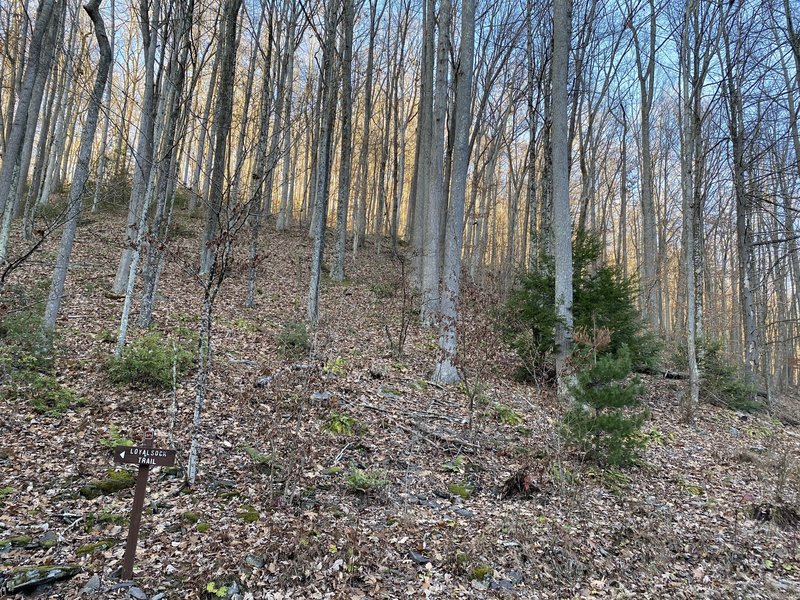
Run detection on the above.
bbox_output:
[324,411,361,436]
[108,332,193,389]
[276,321,310,358]
[447,482,472,499]
[99,425,134,449]
[345,468,388,493]
[672,338,761,412]
[493,403,522,425]
[182,511,201,523]
[500,233,660,379]
[243,445,281,472]
[369,282,396,299]
[0,289,81,414]
[324,356,347,376]
[0,304,52,371]
[562,346,648,467]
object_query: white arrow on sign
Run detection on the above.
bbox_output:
[118,450,126,460]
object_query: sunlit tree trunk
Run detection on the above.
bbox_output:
[42,0,111,337]
[433,0,474,384]
[420,0,450,325]
[552,0,573,387]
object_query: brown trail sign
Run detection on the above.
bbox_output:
[114,431,176,580]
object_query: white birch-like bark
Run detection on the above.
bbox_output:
[552,0,573,385]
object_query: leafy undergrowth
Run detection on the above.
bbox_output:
[0,215,798,599]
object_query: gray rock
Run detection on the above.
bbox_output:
[38,531,59,549]
[1,565,82,593]
[244,554,265,569]
[507,569,524,584]
[151,594,166,600]
[82,574,102,593]
[408,550,433,565]
[490,579,514,591]
[454,508,475,518]
[311,391,332,402]
[255,376,273,388]
[128,586,147,599]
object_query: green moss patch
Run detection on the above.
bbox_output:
[79,469,135,499]
[76,539,118,556]
[238,505,259,523]
[0,535,33,550]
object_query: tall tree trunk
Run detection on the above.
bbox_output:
[42,0,112,336]
[0,0,62,259]
[353,0,379,253]
[306,0,339,324]
[433,0,474,384]
[634,0,659,330]
[113,0,160,294]
[188,0,243,486]
[412,0,435,286]
[331,0,354,281]
[552,0,573,388]
[420,0,451,325]
[200,0,241,274]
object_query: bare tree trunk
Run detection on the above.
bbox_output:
[189,17,221,212]
[91,0,115,213]
[188,0,243,487]
[42,0,112,336]
[433,0,474,384]
[0,0,62,259]
[420,0,451,325]
[353,0,379,253]
[412,0,435,286]
[200,0,241,274]
[113,0,160,294]
[244,17,276,307]
[306,0,339,324]
[331,0,354,281]
[552,0,573,389]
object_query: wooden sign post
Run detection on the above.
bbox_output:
[114,431,176,580]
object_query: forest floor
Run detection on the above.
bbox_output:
[1,209,799,599]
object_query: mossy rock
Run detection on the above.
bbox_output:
[38,531,58,549]
[469,564,493,581]
[0,535,33,550]
[0,564,81,592]
[76,539,118,556]
[79,469,135,499]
